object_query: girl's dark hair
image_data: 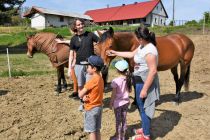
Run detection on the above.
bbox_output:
[118,70,132,92]
[70,18,85,33]
[135,26,156,46]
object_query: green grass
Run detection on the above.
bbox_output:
[0,32,28,47]
[0,53,56,77]
[42,27,72,37]
[0,26,35,34]
[0,70,55,77]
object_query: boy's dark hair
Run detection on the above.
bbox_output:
[89,65,102,72]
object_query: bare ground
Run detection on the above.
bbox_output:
[0,35,210,140]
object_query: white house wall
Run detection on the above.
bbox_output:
[45,14,70,27]
[151,2,167,26]
[31,13,46,29]
[146,14,152,25]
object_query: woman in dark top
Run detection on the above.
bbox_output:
[69,19,99,93]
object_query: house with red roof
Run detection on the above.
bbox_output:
[85,0,168,26]
[24,6,92,29]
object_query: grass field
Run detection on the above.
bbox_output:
[0,53,56,77]
[1,24,210,48]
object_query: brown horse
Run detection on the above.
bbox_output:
[96,27,195,102]
[26,32,78,94]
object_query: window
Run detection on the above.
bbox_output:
[60,16,64,22]
[142,18,146,22]
[155,18,157,24]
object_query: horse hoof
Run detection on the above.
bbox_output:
[173,101,179,106]
[104,86,112,93]
[55,92,59,96]
[62,88,67,92]
[55,88,62,93]
[173,98,181,105]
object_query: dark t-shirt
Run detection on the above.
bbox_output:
[70,31,99,64]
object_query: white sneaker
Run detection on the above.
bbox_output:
[78,104,84,112]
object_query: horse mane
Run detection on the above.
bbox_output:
[33,32,60,51]
[99,31,112,43]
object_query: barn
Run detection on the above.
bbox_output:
[23,6,92,29]
[85,0,168,26]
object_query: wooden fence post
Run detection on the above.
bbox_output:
[6,48,11,78]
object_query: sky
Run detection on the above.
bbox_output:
[22,0,210,23]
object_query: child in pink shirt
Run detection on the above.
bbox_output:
[109,60,132,140]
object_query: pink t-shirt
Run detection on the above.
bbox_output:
[111,76,130,108]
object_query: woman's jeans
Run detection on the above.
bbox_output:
[135,83,151,136]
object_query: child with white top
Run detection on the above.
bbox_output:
[109,60,132,140]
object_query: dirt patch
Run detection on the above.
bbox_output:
[1,35,210,140]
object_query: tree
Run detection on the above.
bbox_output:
[199,11,210,24]
[204,12,210,24]
[185,20,197,26]
[169,20,174,26]
[0,0,26,25]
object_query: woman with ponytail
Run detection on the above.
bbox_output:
[107,26,160,140]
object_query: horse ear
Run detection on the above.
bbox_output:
[109,27,114,37]
[96,30,103,37]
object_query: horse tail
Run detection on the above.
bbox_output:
[184,64,191,91]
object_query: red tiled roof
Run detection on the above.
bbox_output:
[85,0,164,23]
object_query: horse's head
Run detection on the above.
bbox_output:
[95,27,115,67]
[26,34,36,58]
[95,27,116,75]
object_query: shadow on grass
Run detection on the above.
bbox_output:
[0,43,27,54]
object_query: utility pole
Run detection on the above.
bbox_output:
[172,0,175,26]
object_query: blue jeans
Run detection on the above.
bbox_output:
[135,83,151,136]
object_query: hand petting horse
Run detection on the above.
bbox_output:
[96,27,195,103]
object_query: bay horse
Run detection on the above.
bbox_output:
[26,32,78,95]
[96,27,195,103]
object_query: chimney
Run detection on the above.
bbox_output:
[134,2,138,4]
[107,4,109,8]
[122,4,125,6]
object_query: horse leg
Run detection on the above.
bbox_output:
[173,63,186,103]
[102,68,109,93]
[56,67,62,94]
[170,65,180,103]
[177,63,187,102]
[102,65,112,93]
[184,64,191,91]
[60,66,67,91]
